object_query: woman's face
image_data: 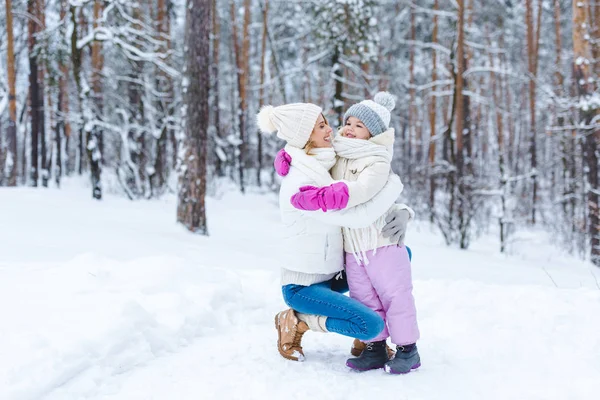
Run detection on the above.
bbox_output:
[309,114,333,148]
[343,116,371,139]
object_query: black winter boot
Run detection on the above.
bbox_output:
[346,340,389,371]
[384,344,421,374]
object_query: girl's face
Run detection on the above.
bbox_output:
[309,114,333,148]
[343,117,371,140]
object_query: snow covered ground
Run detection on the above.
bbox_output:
[1,182,600,400]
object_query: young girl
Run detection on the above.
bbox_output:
[289,92,421,374]
[256,102,409,363]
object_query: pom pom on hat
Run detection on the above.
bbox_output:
[374,91,396,112]
[257,105,277,133]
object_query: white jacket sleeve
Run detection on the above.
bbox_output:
[301,174,403,229]
[344,161,392,208]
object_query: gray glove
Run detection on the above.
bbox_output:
[381,208,411,246]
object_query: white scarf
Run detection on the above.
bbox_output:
[284,144,335,187]
[332,129,394,162]
[332,129,396,264]
[308,147,337,171]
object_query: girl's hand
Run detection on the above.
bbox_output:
[274,149,292,177]
[290,182,349,212]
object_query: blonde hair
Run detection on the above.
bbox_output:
[304,113,329,154]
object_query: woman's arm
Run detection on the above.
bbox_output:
[290,161,394,212]
[285,174,403,229]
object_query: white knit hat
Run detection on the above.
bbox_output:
[256,103,323,148]
[343,92,396,136]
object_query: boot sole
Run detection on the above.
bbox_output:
[346,360,386,371]
[274,314,304,362]
[384,362,421,375]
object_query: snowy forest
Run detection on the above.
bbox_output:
[2,2,600,399]
[1,0,600,265]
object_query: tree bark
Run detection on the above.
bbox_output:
[57,0,71,181]
[212,0,224,177]
[153,0,173,196]
[428,0,439,222]
[230,0,249,192]
[71,5,85,176]
[456,0,469,249]
[5,0,18,186]
[456,0,465,178]
[28,0,40,187]
[526,0,541,224]
[38,0,48,187]
[408,7,416,171]
[573,0,600,265]
[177,0,210,235]
[333,47,344,126]
[87,0,103,199]
[257,0,269,187]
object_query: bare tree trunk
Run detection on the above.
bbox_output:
[71,5,85,176]
[60,0,72,177]
[488,17,508,252]
[456,0,468,249]
[57,0,71,182]
[332,47,344,126]
[55,90,63,187]
[177,0,210,235]
[28,0,40,187]
[408,7,416,173]
[152,0,173,196]
[554,0,574,232]
[37,0,48,187]
[230,0,249,192]
[257,0,269,187]
[428,0,439,223]
[212,0,224,177]
[5,0,18,186]
[240,0,250,190]
[128,3,146,198]
[20,97,27,183]
[88,0,104,199]
[573,0,600,265]
[464,0,474,174]
[526,0,541,224]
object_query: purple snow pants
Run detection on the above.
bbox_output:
[345,244,420,346]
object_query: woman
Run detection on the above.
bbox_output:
[256,103,412,362]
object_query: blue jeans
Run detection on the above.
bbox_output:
[282,278,385,341]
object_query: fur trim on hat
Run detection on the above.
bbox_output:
[256,105,277,133]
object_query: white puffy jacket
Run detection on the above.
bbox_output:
[278,145,402,285]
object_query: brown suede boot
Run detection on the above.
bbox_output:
[351,338,395,358]
[275,309,310,361]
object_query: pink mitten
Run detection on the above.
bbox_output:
[290,182,349,212]
[274,149,292,177]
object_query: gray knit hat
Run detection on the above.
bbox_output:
[343,92,396,136]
